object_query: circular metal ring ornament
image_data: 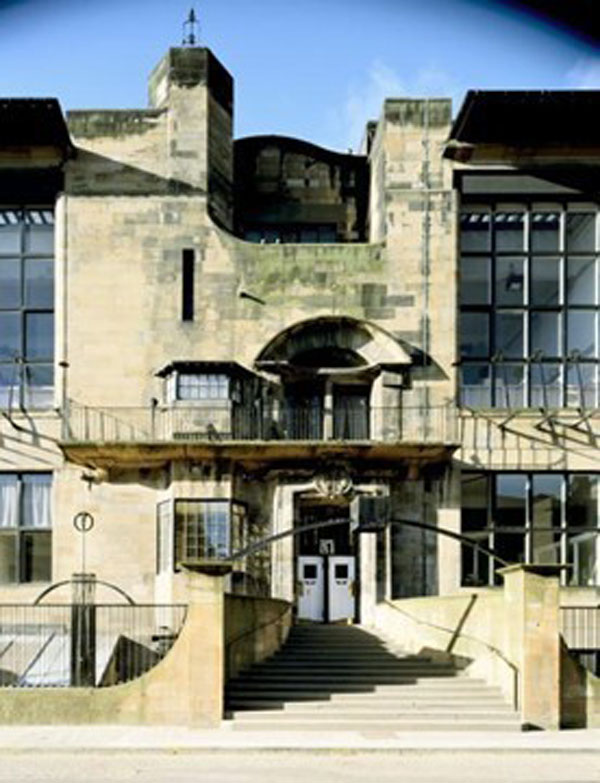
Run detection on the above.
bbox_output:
[73,511,95,533]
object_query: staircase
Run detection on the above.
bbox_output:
[225,624,521,732]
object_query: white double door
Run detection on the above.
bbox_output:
[297,555,355,622]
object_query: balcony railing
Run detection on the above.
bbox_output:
[60,402,458,445]
[0,603,187,688]
[560,605,600,677]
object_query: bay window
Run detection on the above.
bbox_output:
[156,499,246,572]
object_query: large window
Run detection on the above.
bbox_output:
[156,499,246,572]
[0,208,54,408]
[0,473,52,583]
[176,373,229,401]
[461,472,599,587]
[459,206,599,408]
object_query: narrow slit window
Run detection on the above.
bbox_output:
[182,249,195,321]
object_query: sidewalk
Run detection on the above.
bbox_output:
[0,724,599,753]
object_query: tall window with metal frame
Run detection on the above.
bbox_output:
[459,205,599,408]
[461,471,598,587]
[0,208,54,409]
[181,249,195,322]
[0,473,52,583]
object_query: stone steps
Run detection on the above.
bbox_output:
[224,624,521,732]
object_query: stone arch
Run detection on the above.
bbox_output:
[255,316,411,371]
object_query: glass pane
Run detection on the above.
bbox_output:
[567,257,597,305]
[460,256,490,304]
[567,475,598,530]
[495,474,527,528]
[0,533,17,583]
[494,212,524,252]
[25,225,54,254]
[0,213,20,253]
[0,259,21,308]
[566,213,596,252]
[530,311,561,358]
[204,502,230,558]
[531,474,562,565]
[495,312,525,358]
[460,313,489,357]
[20,531,51,582]
[567,311,596,358]
[531,212,560,252]
[25,313,54,360]
[567,533,598,587]
[460,364,491,407]
[175,501,202,562]
[461,473,488,531]
[494,364,524,408]
[566,364,597,409]
[24,259,54,308]
[494,533,526,570]
[21,474,52,529]
[0,312,21,359]
[24,364,54,408]
[0,474,18,528]
[461,539,490,587]
[530,363,562,408]
[0,365,15,408]
[496,257,525,305]
[530,257,560,306]
[460,213,491,252]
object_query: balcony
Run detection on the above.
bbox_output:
[59,401,458,469]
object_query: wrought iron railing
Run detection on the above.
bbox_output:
[560,605,600,677]
[0,604,187,688]
[61,402,458,445]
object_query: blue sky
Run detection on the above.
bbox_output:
[0,0,598,151]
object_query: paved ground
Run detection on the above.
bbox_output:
[0,725,600,752]
[0,750,599,783]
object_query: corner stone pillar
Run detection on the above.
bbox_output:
[359,533,377,626]
[180,568,227,725]
[498,564,563,730]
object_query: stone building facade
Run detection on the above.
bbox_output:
[0,47,598,622]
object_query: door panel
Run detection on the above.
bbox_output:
[297,556,325,621]
[328,555,356,622]
[333,386,370,439]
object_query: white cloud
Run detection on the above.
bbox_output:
[566,58,600,89]
[341,60,406,152]
[326,60,460,152]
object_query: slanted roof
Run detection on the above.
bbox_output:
[448,90,600,149]
[0,98,71,152]
[155,361,257,379]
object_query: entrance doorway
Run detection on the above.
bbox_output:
[294,499,356,623]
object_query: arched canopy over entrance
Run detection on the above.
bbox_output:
[255,317,412,440]
[255,316,412,375]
